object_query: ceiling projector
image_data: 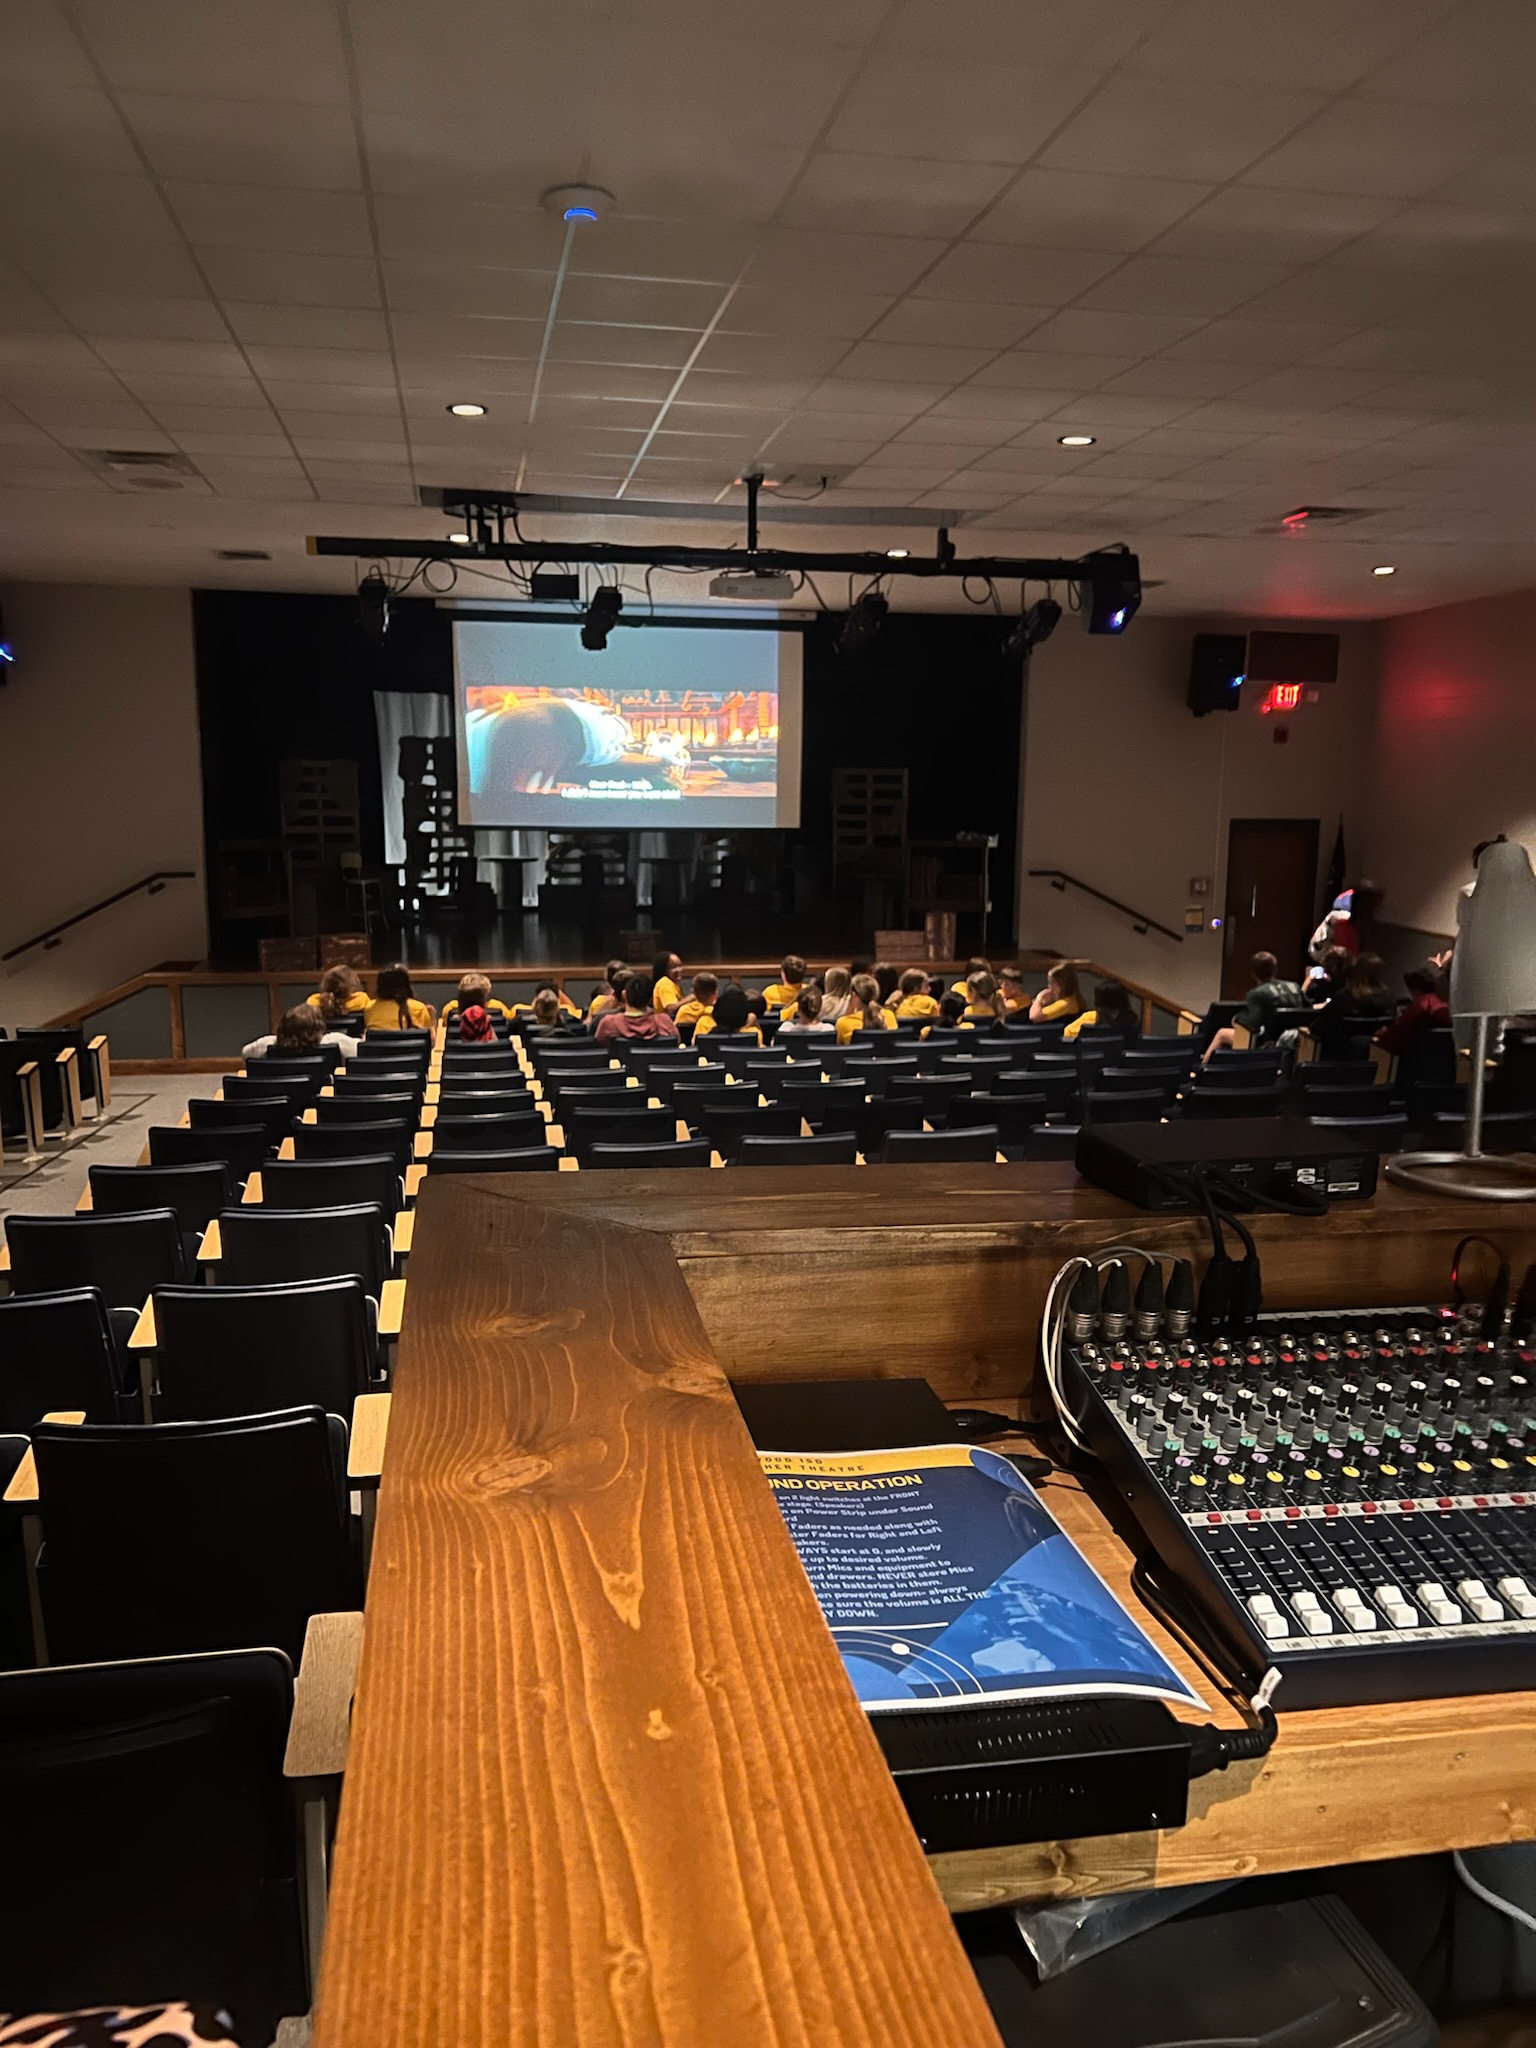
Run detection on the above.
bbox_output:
[708,568,796,600]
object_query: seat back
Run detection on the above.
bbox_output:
[188,1094,291,1142]
[0,1287,130,1428]
[153,1277,376,1424]
[222,1072,316,1107]
[717,1045,790,1079]
[1293,1061,1378,1095]
[649,1063,728,1103]
[566,1105,676,1153]
[292,1120,413,1175]
[429,1089,533,1121]
[148,1123,269,1184]
[328,1070,427,1101]
[18,1025,96,1102]
[312,1091,419,1126]
[890,1075,975,1117]
[1180,1085,1288,1119]
[426,1146,560,1173]
[735,1133,860,1167]
[992,1070,1076,1116]
[89,1162,231,1241]
[1299,1085,1398,1121]
[1025,1123,1081,1159]
[672,1085,742,1126]
[1080,1089,1171,1124]
[0,1649,307,2039]
[259,1154,403,1215]
[1188,1062,1283,1091]
[1096,1065,1179,1097]
[432,1110,546,1152]
[216,1202,390,1298]
[356,1030,433,1056]
[584,1140,714,1170]
[32,1408,357,1667]
[6,1211,186,1309]
[878,1127,1000,1164]
[704,1103,802,1157]
[242,1053,332,1083]
[948,1093,1047,1145]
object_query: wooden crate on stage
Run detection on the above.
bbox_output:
[319,933,372,970]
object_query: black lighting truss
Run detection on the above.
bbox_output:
[306,481,1139,595]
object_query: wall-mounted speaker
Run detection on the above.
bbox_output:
[1246,630,1339,684]
[1187,633,1246,716]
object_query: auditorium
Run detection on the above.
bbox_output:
[5,5,1536,2044]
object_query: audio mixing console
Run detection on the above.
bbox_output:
[1059,1288,1536,1707]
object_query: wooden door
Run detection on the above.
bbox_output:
[1221,818,1319,997]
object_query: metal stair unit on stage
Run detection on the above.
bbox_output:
[399,735,474,918]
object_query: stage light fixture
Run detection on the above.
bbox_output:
[1002,595,1062,662]
[580,584,624,650]
[1058,433,1095,447]
[447,402,486,417]
[838,590,888,655]
[1081,556,1141,635]
[357,569,391,646]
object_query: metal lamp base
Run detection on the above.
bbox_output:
[1384,1149,1536,1202]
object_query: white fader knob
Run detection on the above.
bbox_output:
[1455,1579,1504,1622]
[1415,1582,1461,1625]
[1496,1576,1536,1619]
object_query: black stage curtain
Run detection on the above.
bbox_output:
[193,591,1021,957]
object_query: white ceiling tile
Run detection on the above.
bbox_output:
[1049,392,1202,428]
[0,361,127,400]
[1243,99,1503,199]
[1361,1,1536,109]
[1337,204,1536,273]
[23,402,168,439]
[1099,359,1263,399]
[1165,317,1360,364]
[371,196,561,270]
[55,292,227,341]
[1078,255,1293,317]
[261,382,400,415]
[1127,0,1447,89]
[803,378,954,415]
[0,333,100,372]
[834,340,996,383]
[241,345,394,387]
[838,465,956,493]
[692,333,849,377]
[929,387,1082,425]
[868,298,1043,349]
[1151,186,1401,265]
[199,250,381,310]
[969,349,1136,389]
[89,336,251,380]
[4,173,177,245]
[542,362,681,403]
[197,454,311,478]
[886,0,1179,67]
[143,402,287,435]
[277,410,405,441]
[968,168,1214,253]
[383,262,552,321]
[1017,307,1209,356]
[223,304,389,350]
[566,218,756,286]
[558,276,725,329]
[586,137,802,226]
[893,416,1007,447]
[747,231,946,296]
[167,184,372,258]
[826,51,1101,163]
[721,288,896,341]
[395,358,534,397]
[915,243,1118,307]
[74,0,349,102]
[287,438,407,464]
[0,85,146,178]
[172,428,292,455]
[548,325,698,370]
[1230,265,1435,325]
[118,372,273,410]
[1229,366,1392,408]
[0,3,97,87]
[1041,78,1325,181]
[121,91,361,187]
[780,154,1016,240]
[388,312,540,360]
[859,440,971,469]
[15,241,209,303]
[663,404,795,441]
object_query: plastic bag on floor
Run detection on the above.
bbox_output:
[1015,1877,1239,1980]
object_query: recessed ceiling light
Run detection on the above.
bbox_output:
[448,532,470,544]
[1372,564,1396,576]
[886,547,909,559]
[1058,433,1095,448]
[447,402,486,417]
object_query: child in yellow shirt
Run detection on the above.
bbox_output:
[361,963,436,1032]
[674,971,718,1034]
[761,953,807,1012]
[894,968,940,1021]
[836,975,898,1043]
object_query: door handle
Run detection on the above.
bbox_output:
[1250,886,1258,918]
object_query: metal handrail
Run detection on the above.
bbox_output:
[2,871,197,963]
[1027,868,1184,944]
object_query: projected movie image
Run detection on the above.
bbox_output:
[454,614,799,830]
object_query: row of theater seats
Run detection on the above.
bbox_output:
[0,1022,112,1155]
[0,1035,447,2039]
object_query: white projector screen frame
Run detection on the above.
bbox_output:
[448,604,803,831]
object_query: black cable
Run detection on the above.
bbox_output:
[1130,1554,1280,1774]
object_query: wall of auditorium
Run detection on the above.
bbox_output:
[1016,615,1381,1014]
[0,582,205,1027]
[1366,585,1536,948]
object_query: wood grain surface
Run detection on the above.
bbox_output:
[313,1174,1001,2048]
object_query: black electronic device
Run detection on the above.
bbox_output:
[1187,631,1246,714]
[1058,1294,1536,1708]
[731,1375,957,1452]
[1075,1118,1379,1211]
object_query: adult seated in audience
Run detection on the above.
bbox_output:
[1203,950,1303,1060]
[675,972,718,1033]
[1064,978,1136,1041]
[780,985,837,1037]
[589,959,628,1019]
[696,983,760,1043]
[1312,952,1392,1061]
[962,971,1008,1026]
[1375,965,1451,1059]
[1029,960,1083,1023]
[307,963,370,1024]
[243,1002,358,1062]
[894,968,941,1021]
[818,966,855,1022]
[999,966,1030,1015]
[652,951,684,1013]
[593,972,681,1047]
[762,955,807,1013]
[837,974,898,1043]
[363,963,436,1032]
[951,955,992,997]
[441,972,514,1029]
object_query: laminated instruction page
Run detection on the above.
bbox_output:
[761,1443,1202,1713]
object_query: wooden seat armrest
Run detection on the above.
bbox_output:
[412,1130,432,1159]
[283,1610,365,1779]
[278,1137,296,1160]
[198,1218,223,1264]
[348,1392,391,1484]
[393,1209,414,1256]
[128,1299,158,1351]
[242,1171,264,1203]
[4,1412,86,1505]
[404,1163,426,1200]
[379,1277,407,1338]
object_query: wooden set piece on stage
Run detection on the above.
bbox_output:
[313,1165,1536,2048]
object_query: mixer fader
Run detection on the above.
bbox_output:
[1060,1294,1536,1707]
